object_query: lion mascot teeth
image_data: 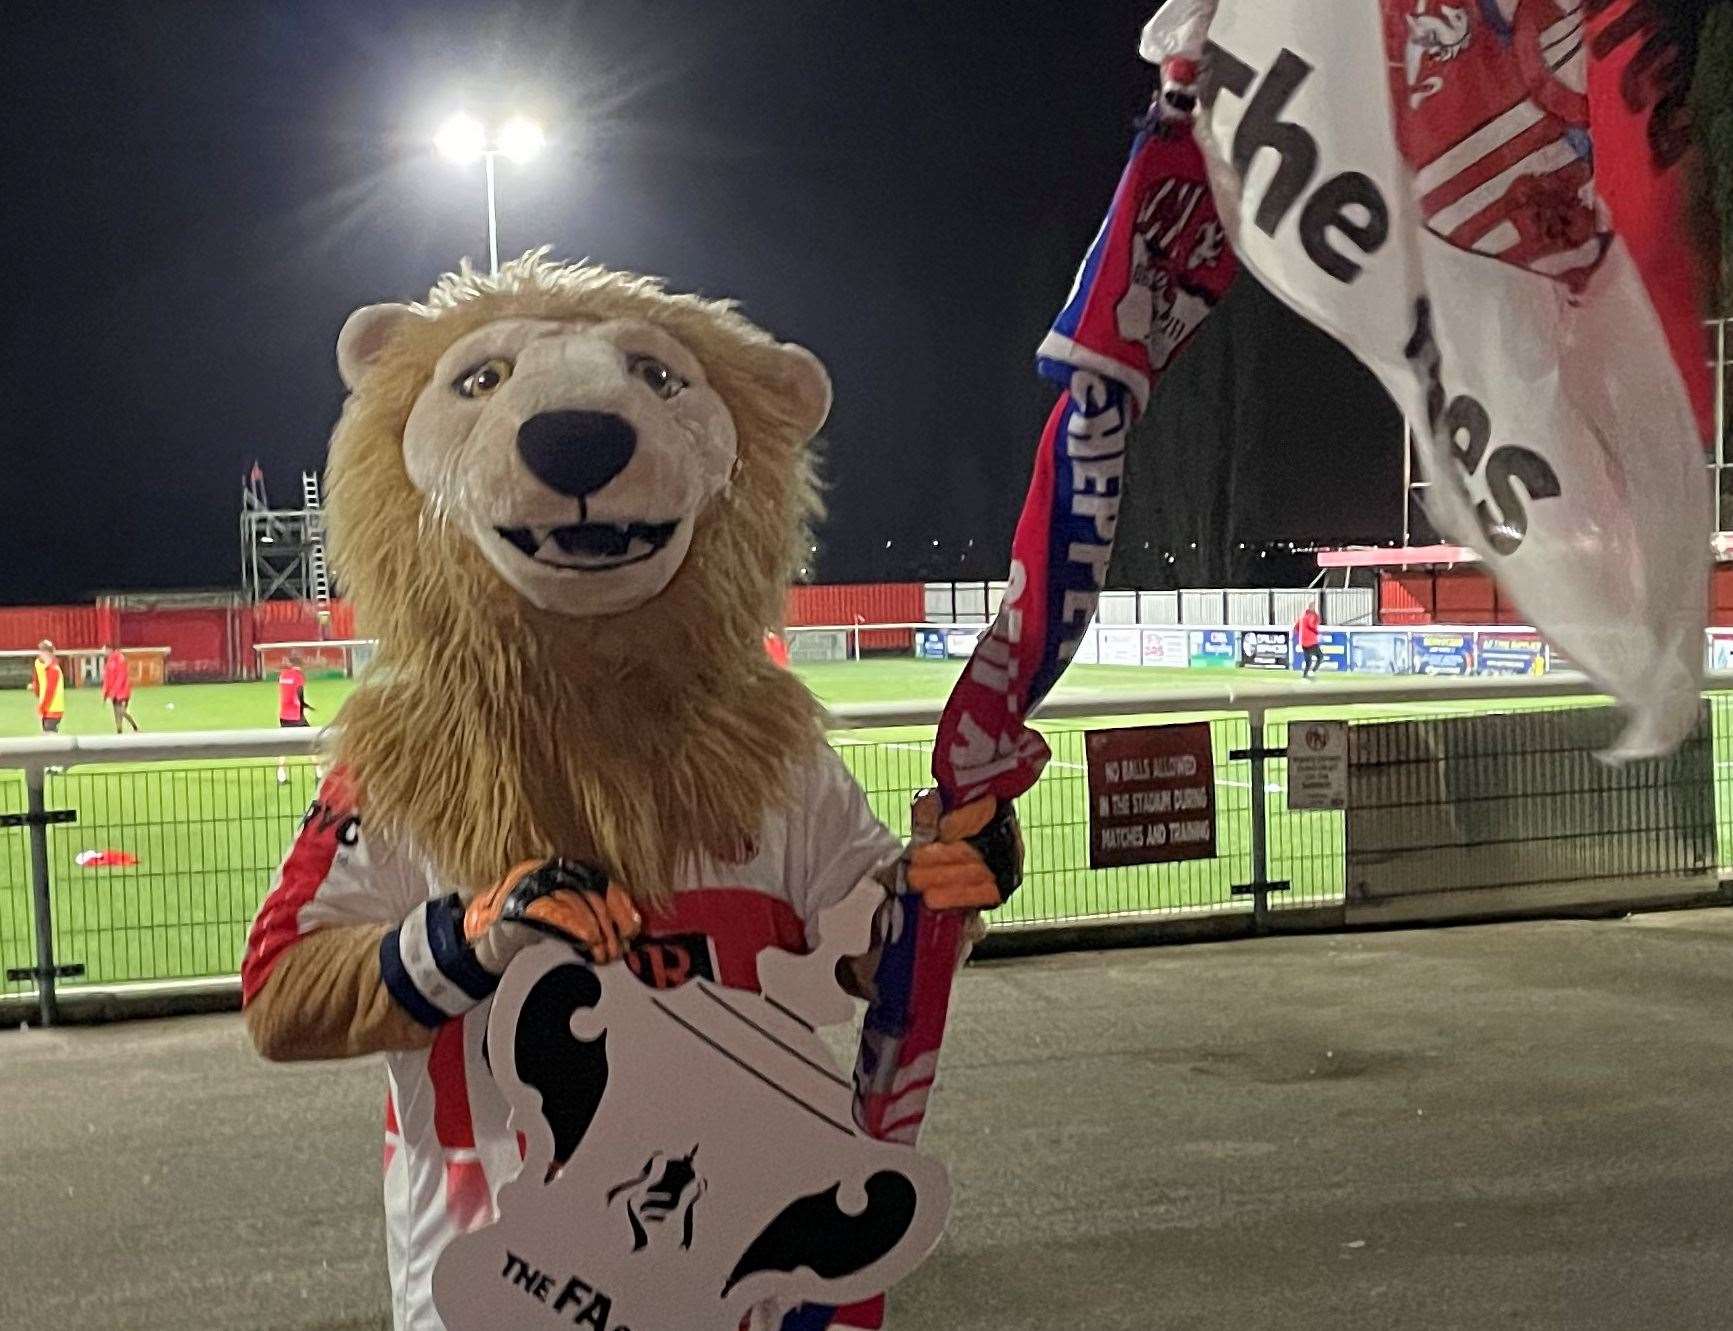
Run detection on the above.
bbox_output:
[239,252,1017,1331]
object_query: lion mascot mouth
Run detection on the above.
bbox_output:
[321,251,834,903]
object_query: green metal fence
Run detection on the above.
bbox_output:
[2,679,1727,1018]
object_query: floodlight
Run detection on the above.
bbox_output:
[435,112,486,163]
[498,117,545,164]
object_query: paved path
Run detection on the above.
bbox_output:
[5,909,1733,1329]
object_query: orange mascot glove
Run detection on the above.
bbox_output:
[904,790,1024,912]
[463,858,643,974]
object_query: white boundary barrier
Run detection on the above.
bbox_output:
[0,670,1656,777]
[235,622,1733,680]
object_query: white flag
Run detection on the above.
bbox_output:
[1148,0,1714,756]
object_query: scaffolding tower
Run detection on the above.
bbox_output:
[241,466,332,608]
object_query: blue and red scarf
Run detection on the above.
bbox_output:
[793,103,1240,1331]
[935,112,1238,808]
[798,106,1238,1331]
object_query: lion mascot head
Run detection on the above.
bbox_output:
[324,251,832,906]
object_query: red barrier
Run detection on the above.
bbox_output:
[786,583,923,650]
[1713,568,1733,626]
[1,588,923,675]
[119,608,234,681]
[786,583,923,625]
[250,599,357,641]
[0,606,102,652]
[1379,568,1557,628]
[1433,569,1495,621]
[1377,574,1433,626]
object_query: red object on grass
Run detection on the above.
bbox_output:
[75,849,138,869]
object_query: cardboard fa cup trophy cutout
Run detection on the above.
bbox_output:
[432,879,952,1329]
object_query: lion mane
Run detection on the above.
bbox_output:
[325,251,826,908]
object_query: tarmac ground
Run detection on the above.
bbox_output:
[5,909,1733,1329]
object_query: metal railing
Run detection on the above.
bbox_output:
[2,674,1728,1023]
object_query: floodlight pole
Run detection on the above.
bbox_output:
[1716,315,1727,533]
[1401,419,1413,548]
[484,151,500,277]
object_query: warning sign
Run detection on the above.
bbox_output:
[1085,723,1217,868]
[1286,720,1347,811]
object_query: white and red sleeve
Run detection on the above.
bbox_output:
[241,769,497,1028]
[787,746,902,942]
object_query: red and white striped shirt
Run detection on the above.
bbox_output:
[243,749,899,1331]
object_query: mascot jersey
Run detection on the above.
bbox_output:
[243,743,899,1331]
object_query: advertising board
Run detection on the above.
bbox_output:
[1097,627,1142,666]
[1411,631,1475,676]
[944,627,985,659]
[1476,632,1547,676]
[1140,628,1188,668]
[1348,631,1411,675]
[1238,629,1291,670]
[1188,628,1238,669]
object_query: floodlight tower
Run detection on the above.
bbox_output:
[434,112,545,275]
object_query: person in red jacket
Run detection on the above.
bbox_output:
[763,628,792,669]
[101,643,140,733]
[276,655,317,785]
[1295,604,1323,679]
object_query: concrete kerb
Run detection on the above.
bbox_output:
[9,884,1731,1026]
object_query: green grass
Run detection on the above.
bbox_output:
[0,661,1714,994]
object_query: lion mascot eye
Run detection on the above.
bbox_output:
[454,357,514,399]
[628,354,688,400]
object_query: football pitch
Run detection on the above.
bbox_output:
[0,659,1662,994]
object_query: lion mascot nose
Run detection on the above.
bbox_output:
[516,410,639,499]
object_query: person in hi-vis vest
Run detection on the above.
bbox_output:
[30,640,65,733]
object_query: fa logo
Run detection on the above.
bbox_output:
[608,1148,706,1253]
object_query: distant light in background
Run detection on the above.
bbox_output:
[433,111,486,164]
[498,117,546,164]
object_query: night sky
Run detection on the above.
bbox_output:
[0,1,1399,608]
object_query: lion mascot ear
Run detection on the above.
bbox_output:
[769,342,833,442]
[337,303,419,391]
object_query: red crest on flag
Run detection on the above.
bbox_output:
[1382,0,1611,292]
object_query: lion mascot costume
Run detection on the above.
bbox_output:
[241,252,1019,1331]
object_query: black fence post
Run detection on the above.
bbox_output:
[1231,705,1289,928]
[4,765,81,1024]
[25,769,59,1027]
[1247,705,1270,930]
